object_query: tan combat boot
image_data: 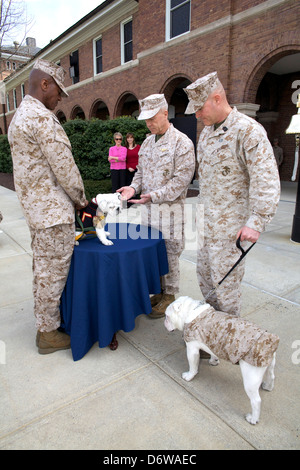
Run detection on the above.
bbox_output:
[38,330,71,355]
[150,292,163,307]
[148,294,175,319]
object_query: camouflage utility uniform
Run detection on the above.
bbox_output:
[197,107,280,315]
[131,124,195,294]
[8,95,86,332]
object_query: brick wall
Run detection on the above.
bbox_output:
[1,0,299,181]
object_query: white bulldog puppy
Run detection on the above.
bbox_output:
[92,193,122,246]
[164,296,279,425]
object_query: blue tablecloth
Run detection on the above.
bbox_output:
[60,223,168,360]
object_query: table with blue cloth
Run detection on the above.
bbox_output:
[60,223,169,361]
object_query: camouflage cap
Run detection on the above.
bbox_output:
[33,59,69,97]
[184,72,220,114]
[138,94,168,120]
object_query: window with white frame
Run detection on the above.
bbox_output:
[121,18,133,64]
[6,93,10,112]
[21,83,25,99]
[69,50,79,84]
[94,36,103,75]
[166,0,191,41]
[13,89,17,109]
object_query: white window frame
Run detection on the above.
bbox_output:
[121,16,133,65]
[166,0,191,42]
[93,35,103,76]
[21,83,25,99]
[13,88,17,109]
[6,93,10,112]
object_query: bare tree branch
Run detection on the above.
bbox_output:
[0,0,32,49]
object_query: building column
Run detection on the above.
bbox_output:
[234,103,261,118]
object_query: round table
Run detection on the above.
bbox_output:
[60,223,169,360]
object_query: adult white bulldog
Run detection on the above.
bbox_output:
[164,296,279,425]
[92,193,123,245]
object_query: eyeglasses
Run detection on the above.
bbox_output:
[115,138,122,141]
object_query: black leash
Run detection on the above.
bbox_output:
[196,237,256,306]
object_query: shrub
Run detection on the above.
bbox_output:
[63,117,148,181]
[0,135,12,173]
[0,116,148,186]
[83,178,112,201]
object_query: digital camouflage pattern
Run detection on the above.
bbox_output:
[30,224,75,332]
[8,94,86,332]
[138,94,168,120]
[196,239,246,316]
[196,107,280,315]
[8,95,86,229]
[184,72,221,114]
[131,124,195,294]
[197,107,280,240]
[183,305,279,367]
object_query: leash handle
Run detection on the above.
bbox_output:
[236,236,256,258]
[203,237,256,302]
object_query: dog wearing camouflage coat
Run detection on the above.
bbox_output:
[164,296,279,425]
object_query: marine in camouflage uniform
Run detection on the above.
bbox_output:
[185,73,280,316]
[8,60,87,353]
[119,94,195,317]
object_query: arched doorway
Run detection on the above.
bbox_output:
[115,93,139,118]
[245,49,300,182]
[162,75,197,150]
[71,105,85,120]
[90,99,109,120]
[56,110,67,124]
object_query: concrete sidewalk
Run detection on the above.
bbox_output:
[0,182,299,450]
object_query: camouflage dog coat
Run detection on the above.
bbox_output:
[183,305,279,367]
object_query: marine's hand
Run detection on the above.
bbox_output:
[237,226,260,243]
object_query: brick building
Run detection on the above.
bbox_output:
[0,0,299,180]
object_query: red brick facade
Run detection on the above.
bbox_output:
[1,0,300,181]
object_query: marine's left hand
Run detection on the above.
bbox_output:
[129,193,152,204]
[237,226,260,243]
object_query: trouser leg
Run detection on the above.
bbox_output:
[197,239,245,316]
[30,224,75,332]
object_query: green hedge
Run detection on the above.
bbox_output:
[0,135,13,173]
[0,116,148,197]
[63,116,148,181]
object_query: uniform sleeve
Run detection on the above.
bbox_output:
[150,140,195,203]
[241,129,280,232]
[130,143,144,194]
[34,115,86,206]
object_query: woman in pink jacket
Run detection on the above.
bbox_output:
[108,132,127,192]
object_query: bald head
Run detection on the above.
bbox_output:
[28,68,62,110]
[29,68,51,94]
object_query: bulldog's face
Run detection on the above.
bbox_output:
[164,297,189,332]
[96,193,122,216]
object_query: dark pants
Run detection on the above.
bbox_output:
[111,169,126,193]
